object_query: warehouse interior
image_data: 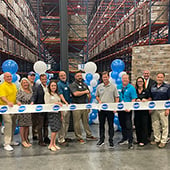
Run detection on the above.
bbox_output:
[0,0,170,169]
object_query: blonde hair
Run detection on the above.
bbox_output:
[19,77,32,93]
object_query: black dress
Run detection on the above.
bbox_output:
[134,89,151,144]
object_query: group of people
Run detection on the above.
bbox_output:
[96,70,170,149]
[0,70,97,151]
[0,69,170,152]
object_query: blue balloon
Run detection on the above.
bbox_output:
[45,73,50,79]
[2,59,18,74]
[90,112,97,120]
[84,80,90,86]
[88,117,93,125]
[116,77,122,85]
[111,59,125,73]
[14,126,20,135]
[86,73,93,82]
[34,73,40,82]
[114,116,119,125]
[12,74,17,82]
[47,79,50,85]
[111,71,118,79]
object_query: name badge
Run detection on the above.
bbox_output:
[64,87,68,90]
[51,96,55,100]
[78,86,82,89]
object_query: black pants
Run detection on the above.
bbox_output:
[147,113,152,138]
[99,110,114,143]
[118,111,133,143]
[134,110,148,144]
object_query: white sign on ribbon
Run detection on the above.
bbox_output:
[0,100,170,114]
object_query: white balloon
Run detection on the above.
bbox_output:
[92,116,99,124]
[0,74,4,84]
[1,126,4,134]
[93,73,100,80]
[82,73,86,80]
[36,79,41,85]
[90,79,98,87]
[84,62,97,74]
[16,74,21,81]
[15,81,20,89]
[33,61,47,74]
[109,78,116,84]
[114,124,118,131]
[119,71,127,78]
[88,85,93,92]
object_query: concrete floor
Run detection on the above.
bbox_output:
[0,124,170,170]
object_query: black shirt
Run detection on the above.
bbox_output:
[136,88,151,100]
[69,80,89,104]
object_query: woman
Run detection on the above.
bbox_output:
[44,80,62,151]
[134,77,151,146]
[17,78,33,148]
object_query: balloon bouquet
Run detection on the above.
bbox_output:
[0,59,20,135]
[82,62,100,125]
[110,59,127,131]
[33,61,51,85]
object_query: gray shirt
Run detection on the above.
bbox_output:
[96,82,119,103]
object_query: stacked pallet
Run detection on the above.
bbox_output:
[91,0,168,57]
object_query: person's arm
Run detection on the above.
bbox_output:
[73,90,89,97]
[96,96,102,104]
[0,96,13,107]
[59,94,68,105]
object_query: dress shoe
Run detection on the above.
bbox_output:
[38,142,47,146]
[44,137,51,144]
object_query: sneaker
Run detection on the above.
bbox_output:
[96,140,104,147]
[109,142,115,149]
[118,139,128,145]
[10,141,20,146]
[86,136,98,141]
[4,144,14,151]
[78,139,86,144]
[138,143,144,147]
[158,143,166,148]
[128,143,134,149]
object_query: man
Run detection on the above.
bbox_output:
[27,71,38,140]
[143,70,156,139]
[57,71,71,146]
[69,70,97,144]
[96,71,119,148]
[150,73,170,148]
[0,72,19,151]
[32,74,50,146]
[143,70,156,90]
[117,74,137,149]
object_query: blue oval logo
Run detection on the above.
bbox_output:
[70,105,76,110]
[53,105,60,111]
[18,105,26,112]
[165,101,170,108]
[117,103,124,110]
[0,106,8,113]
[86,104,92,109]
[36,105,43,112]
[102,104,108,110]
[148,102,155,109]
[133,102,140,109]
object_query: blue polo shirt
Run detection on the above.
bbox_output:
[57,80,71,103]
[117,83,137,102]
[151,83,170,100]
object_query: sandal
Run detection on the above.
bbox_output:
[139,143,144,147]
[50,146,57,152]
[22,141,30,148]
[54,145,61,150]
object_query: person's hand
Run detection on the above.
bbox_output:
[125,109,131,112]
[142,98,147,102]
[30,102,34,105]
[55,102,63,107]
[65,102,68,106]
[7,102,13,107]
[98,100,102,104]
[85,90,90,94]
[136,99,141,102]
[165,109,169,116]
[17,102,21,106]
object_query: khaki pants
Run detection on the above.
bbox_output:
[151,110,169,143]
[2,114,17,145]
[72,109,92,140]
[58,111,70,143]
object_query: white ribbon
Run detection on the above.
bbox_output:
[0,100,170,114]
